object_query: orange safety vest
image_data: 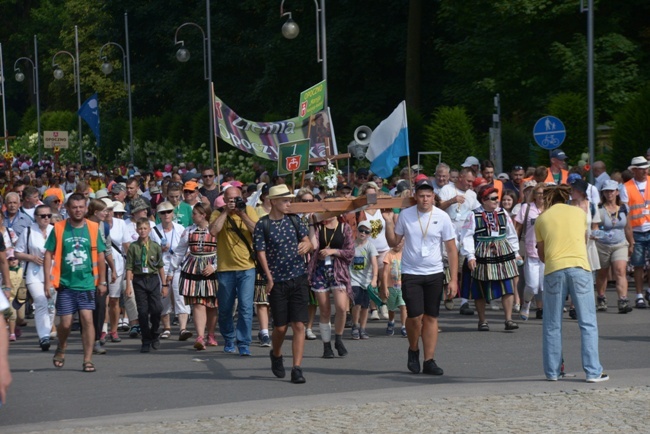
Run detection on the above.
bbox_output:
[544,168,569,185]
[50,219,100,288]
[624,177,650,228]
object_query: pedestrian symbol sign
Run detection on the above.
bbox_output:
[533,116,566,150]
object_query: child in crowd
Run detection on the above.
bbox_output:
[6,256,27,342]
[382,238,407,337]
[350,221,378,340]
[125,218,167,353]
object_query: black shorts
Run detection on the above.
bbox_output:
[402,273,444,318]
[269,274,309,327]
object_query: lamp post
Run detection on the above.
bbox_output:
[52,25,83,163]
[280,0,328,109]
[581,0,595,183]
[173,0,215,168]
[100,12,134,163]
[14,35,43,160]
[0,43,8,153]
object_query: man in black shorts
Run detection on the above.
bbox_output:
[383,179,458,375]
[254,185,312,384]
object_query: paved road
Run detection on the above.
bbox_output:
[2,293,649,432]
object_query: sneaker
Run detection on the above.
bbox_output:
[207,334,219,346]
[270,350,286,378]
[305,328,317,340]
[334,340,348,357]
[618,298,633,314]
[179,329,193,341]
[520,302,531,321]
[513,303,521,313]
[223,341,236,354]
[459,302,475,316]
[444,299,455,310]
[370,310,380,320]
[401,326,407,337]
[569,308,577,320]
[108,332,122,343]
[239,346,251,356]
[140,343,150,353]
[351,325,360,340]
[259,333,271,347]
[386,322,395,336]
[193,336,206,351]
[535,308,543,320]
[597,296,607,311]
[490,300,500,310]
[8,334,16,342]
[39,337,51,351]
[14,327,22,338]
[151,338,161,350]
[379,305,389,320]
[360,329,370,339]
[99,332,107,345]
[119,318,130,331]
[407,348,420,374]
[93,341,107,354]
[345,313,353,328]
[586,373,609,383]
[291,366,306,384]
[160,329,171,339]
[129,325,141,338]
[322,342,335,359]
[422,359,444,375]
[635,298,647,309]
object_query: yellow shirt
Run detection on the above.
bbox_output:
[209,207,259,271]
[535,204,591,275]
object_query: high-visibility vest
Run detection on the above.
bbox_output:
[493,179,503,201]
[50,219,100,288]
[624,177,650,228]
[544,169,569,184]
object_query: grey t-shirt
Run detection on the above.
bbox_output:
[350,240,378,287]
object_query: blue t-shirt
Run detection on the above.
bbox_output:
[254,215,309,282]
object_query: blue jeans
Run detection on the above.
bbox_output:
[543,267,603,380]
[217,268,255,348]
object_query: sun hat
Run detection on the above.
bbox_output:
[156,201,174,213]
[628,156,650,170]
[112,202,126,213]
[601,180,619,191]
[101,198,115,209]
[268,184,295,199]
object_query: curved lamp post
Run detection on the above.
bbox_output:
[52,25,83,163]
[99,13,134,163]
[173,0,215,168]
[14,35,42,160]
[280,0,328,109]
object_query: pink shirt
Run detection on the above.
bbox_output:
[515,202,542,259]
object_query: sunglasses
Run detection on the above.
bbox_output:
[358,229,371,234]
[512,166,524,171]
[203,174,215,178]
[486,196,499,201]
[301,199,315,202]
[37,214,52,219]
[183,190,196,194]
[159,210,173,215]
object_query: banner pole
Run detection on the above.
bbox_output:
[292,170,296,193]
[211,83,221,191]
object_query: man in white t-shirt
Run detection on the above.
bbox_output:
[438,167,479,315]
[383,179,458,376]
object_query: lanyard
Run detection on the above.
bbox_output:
[324,223,338,248]
[417,210,433,239]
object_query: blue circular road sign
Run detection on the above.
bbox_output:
[533,116,566,150]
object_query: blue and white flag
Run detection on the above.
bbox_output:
[78,93,100,147]
[366,101,409,178]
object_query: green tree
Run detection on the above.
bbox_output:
[422,106,476,170]
[611,84,650,171]
[546,92,588,166]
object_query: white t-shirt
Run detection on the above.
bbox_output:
[439,184,479,234]
[363,209,390,252]
[124,218,155,243]
[15,223,53,285]
[149,222,185,275]
[394,206,455,275]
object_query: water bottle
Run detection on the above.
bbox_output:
[161,236,168,248]
[47,289,56,315]
[591,230,605,240]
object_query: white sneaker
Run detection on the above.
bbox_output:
[520,302,531,321]
[305,328,317,340]
[370,310,380,320]
[586,373,609,383]
[379,305,389,320]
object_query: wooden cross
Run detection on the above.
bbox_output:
[289,193,416,221]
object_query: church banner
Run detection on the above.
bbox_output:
[213,94,337,161]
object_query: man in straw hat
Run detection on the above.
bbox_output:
[254,185,312,384]
[619,156,650,309]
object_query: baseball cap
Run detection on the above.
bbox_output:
[414,174,428,183]
[183,181,199,191]
[600,180,619,191]
[551,149,567,160]
[358,220,371,230]
[356,167,370,177]
[337,182,352,191]
[111,183,126,194]
[461,156,480,167]
[415,179,434,191]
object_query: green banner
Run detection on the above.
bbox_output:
[277,139,310,176]
[298,80,327,121]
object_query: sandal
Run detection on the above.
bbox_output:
[504,320,519,331]
[53,346,66,368]
[82,361,96,373]
[160,329,171,339]
[478,322,490,332]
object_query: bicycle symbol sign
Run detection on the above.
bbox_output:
[533,115,566,150]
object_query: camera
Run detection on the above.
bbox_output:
[234,196,246,210]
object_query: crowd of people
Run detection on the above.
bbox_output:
[4,145,646,395]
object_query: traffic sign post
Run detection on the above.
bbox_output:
[533,116,566,150]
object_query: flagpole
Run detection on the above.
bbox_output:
[404,101,412,190]
[211,83,221,190]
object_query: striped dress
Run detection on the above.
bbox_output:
[173,225,218,308]
[460,207,519,301]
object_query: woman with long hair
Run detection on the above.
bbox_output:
[170,204,218,350]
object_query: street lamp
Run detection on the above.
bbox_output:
[173,0,215,168]
[14,35,43,160]
[99,12,135,164]
[52,25,83,163]
[280,0,328,109]
[0,43,8,153]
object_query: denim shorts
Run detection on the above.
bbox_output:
[630,231,650,267]
[55,287,96,316]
